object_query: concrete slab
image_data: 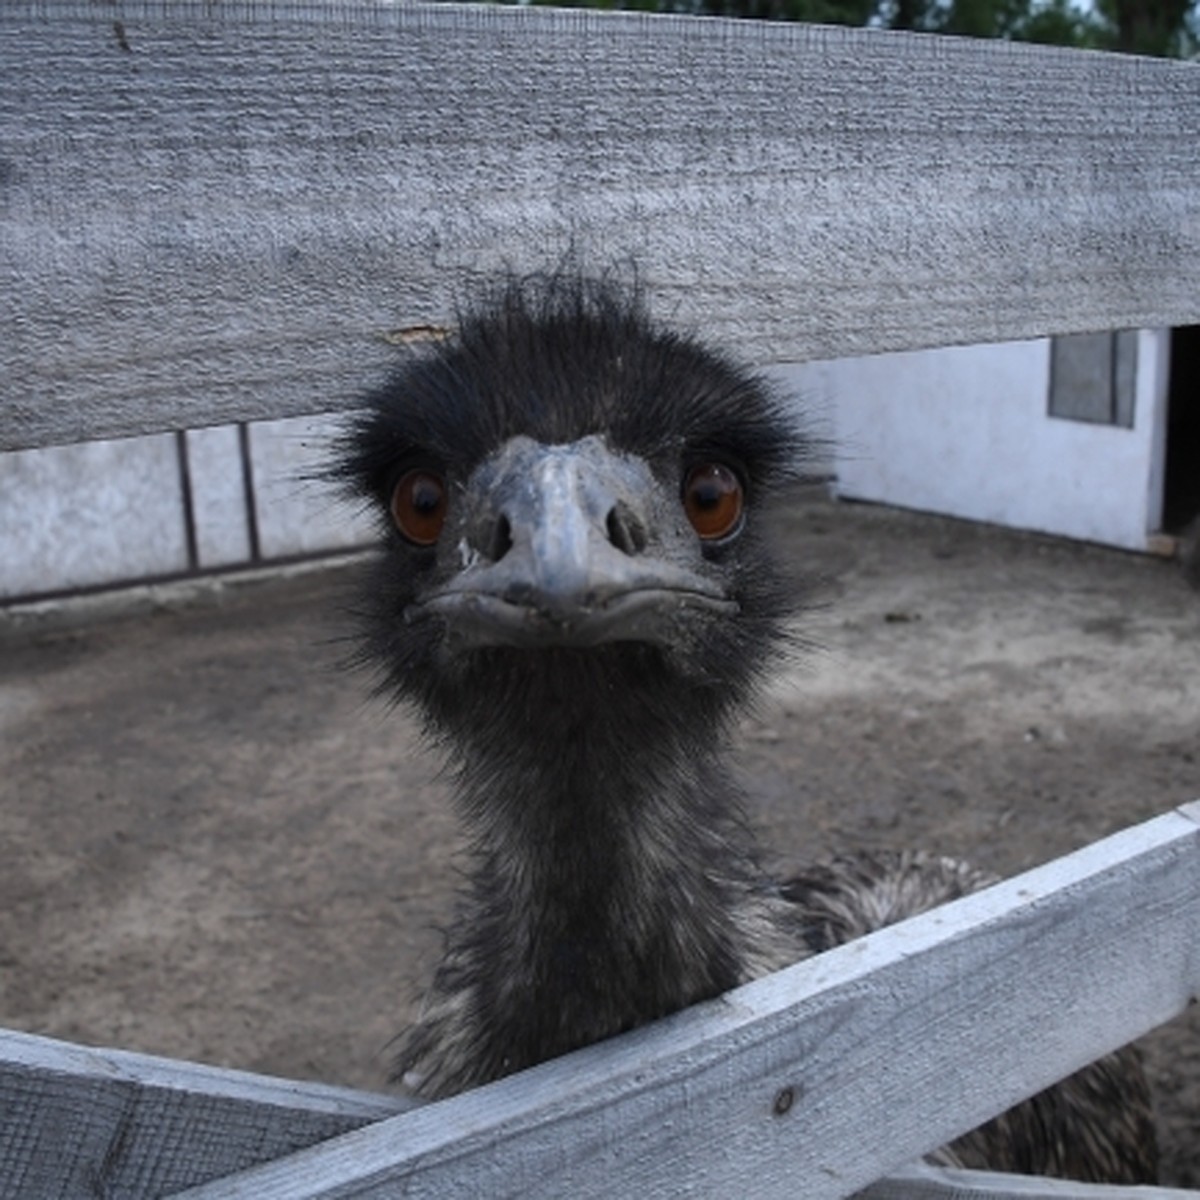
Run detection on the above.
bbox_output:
[247,415,375,560]
[0,434,188,599]
[185,425,253,569]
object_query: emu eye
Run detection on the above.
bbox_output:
[682,462,744,541]
[390,469,448,546]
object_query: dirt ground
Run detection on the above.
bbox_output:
[2,493,1198,1185]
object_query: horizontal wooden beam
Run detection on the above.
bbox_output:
[0,1028,408,1199]
[170,803,1200,1200]
[3,2,1200,451]
[861,1161,1200,1200]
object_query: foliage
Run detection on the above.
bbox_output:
[529,0,1197,54]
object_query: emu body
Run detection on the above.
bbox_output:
[338,275,1156,1183]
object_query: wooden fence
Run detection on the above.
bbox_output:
[2,3,1199,1197]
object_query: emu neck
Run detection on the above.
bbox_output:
[439,689,772,1084]
[395,646,798,1097]
[462,721,752,957]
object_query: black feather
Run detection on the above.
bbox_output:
[335,272,1157,1183]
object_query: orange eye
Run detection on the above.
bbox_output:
[390,469,448,546]
[682,463,744,540]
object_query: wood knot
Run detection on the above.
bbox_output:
[382,324,452,347]
[772,1085,796,1116]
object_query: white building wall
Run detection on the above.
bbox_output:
[0,435,189,599]
[0,416,375,602]
[780,331,1171,553]
[248,416,375,560]
[185,424,253,570]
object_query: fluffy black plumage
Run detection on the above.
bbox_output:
[336,273,1157,1182]
[340,274,805,716]
[339,274,810,1093]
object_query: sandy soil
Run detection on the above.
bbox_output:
[2,494,1198,1184]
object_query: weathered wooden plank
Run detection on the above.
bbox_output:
[0,1028,409,1199]
[860,1160,1200,1200]
[3,2,1200,452]
[173,803,1200,1200]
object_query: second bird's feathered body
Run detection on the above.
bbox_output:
[338,273,1156,1183]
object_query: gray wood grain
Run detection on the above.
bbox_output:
[170,804,1200,1199]
[859,1161,1200,1200]
[3,2,1199,451]
[0,1028,409,1199]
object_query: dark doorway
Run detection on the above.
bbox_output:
[1162,325,1200,533]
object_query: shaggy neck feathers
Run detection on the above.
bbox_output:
[395,648,790,1096]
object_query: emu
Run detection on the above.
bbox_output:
[337,273,1156,1183]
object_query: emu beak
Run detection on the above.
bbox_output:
[418,435,736,648]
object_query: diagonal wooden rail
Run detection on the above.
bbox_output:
[2,805,1196,1198]
[172,802,1200,1199]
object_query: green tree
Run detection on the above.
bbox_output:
[532,0,1197,54]
[1099,0,1196,52]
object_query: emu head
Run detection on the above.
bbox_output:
[337,276,809,759]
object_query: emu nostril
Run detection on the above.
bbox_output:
[606,502,647,556]
[489,514,514,562]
